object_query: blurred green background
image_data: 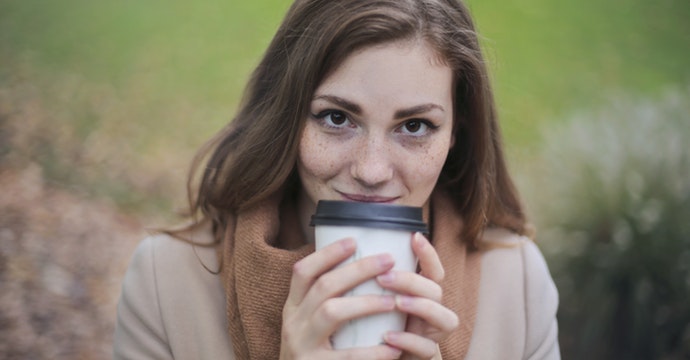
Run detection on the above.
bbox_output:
[1,0,688,358]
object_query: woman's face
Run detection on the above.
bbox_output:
[297,40,454,215]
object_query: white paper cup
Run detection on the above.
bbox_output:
[310,200,428,349]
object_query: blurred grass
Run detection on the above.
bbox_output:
[0,0,289,101]
[467,0,690,149]
[1,0,689,216]
[0,0,291,217]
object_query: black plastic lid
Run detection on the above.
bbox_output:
[309,200,428,233]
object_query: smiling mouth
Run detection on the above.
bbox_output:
[338,192,398,203]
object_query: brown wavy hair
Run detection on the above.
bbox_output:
[177,0,529,247]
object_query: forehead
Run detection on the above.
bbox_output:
[322,39,448,79]
[314,40,453,105]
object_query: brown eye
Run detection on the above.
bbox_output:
[312,109,352,129]
[399,119,437,136]
[404,120,422,133]
[329,111,347,125]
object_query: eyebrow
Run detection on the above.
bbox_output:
[394,104,445,119]
[313,94,445,119]
[313,95,362,115]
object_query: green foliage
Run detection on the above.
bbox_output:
[467,0,690,148]
[0,0,291,217]
[532,87,690,359]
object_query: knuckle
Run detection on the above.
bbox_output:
[431,282,443,302]
[436,266,445,282]
[292,260,307,279]
[424,347,438,359]
[421,338,440,359]
[449,311,460,329]
[319,299,343,323]
[442,309,460,332]
[282,306,298,325]
[312,276,337,296]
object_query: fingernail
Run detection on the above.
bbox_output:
[378,254,394,268]
[396,295,413,309]
[377,272,395,284]
[340,238,355,252]
[384,331,401,342]
[414,232,426,248]
[381,295,395,308]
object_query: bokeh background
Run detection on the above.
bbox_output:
[1,0,689,358]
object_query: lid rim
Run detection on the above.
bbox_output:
[309,200,428,233]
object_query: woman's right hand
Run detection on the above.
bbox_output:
[280,238,404,360]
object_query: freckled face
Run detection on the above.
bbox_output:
[297,40,454,215]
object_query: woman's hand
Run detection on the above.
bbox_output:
[377,232,458,360]
[280,238,404,360]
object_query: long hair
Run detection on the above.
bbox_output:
[179,0,529,247]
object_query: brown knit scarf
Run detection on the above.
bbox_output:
[220,192,481,359]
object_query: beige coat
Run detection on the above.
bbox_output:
[113,228,560,359]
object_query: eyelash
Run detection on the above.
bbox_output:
[399,119,439,136]
[311,109,440,137]
[311,110,353,129]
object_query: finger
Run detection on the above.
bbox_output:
[396,295,459,334]
[300,252,396,312]
[376,271,442,302]
[311,295,396,337]
[384,331,438,359]
[413,232,444,283]
[287,238,356,306]
[324,344,403,360]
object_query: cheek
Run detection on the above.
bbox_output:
[297,127,341,181]
[404,139,451,193]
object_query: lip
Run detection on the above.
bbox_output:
[338,192,399,203]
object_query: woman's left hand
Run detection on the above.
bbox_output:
[376,232,458,360]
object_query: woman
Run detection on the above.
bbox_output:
[114,0,560,359]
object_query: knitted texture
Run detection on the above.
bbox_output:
[220,192,481,359]
[433,195,482,358]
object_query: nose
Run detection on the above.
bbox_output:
[350,136,394,187]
